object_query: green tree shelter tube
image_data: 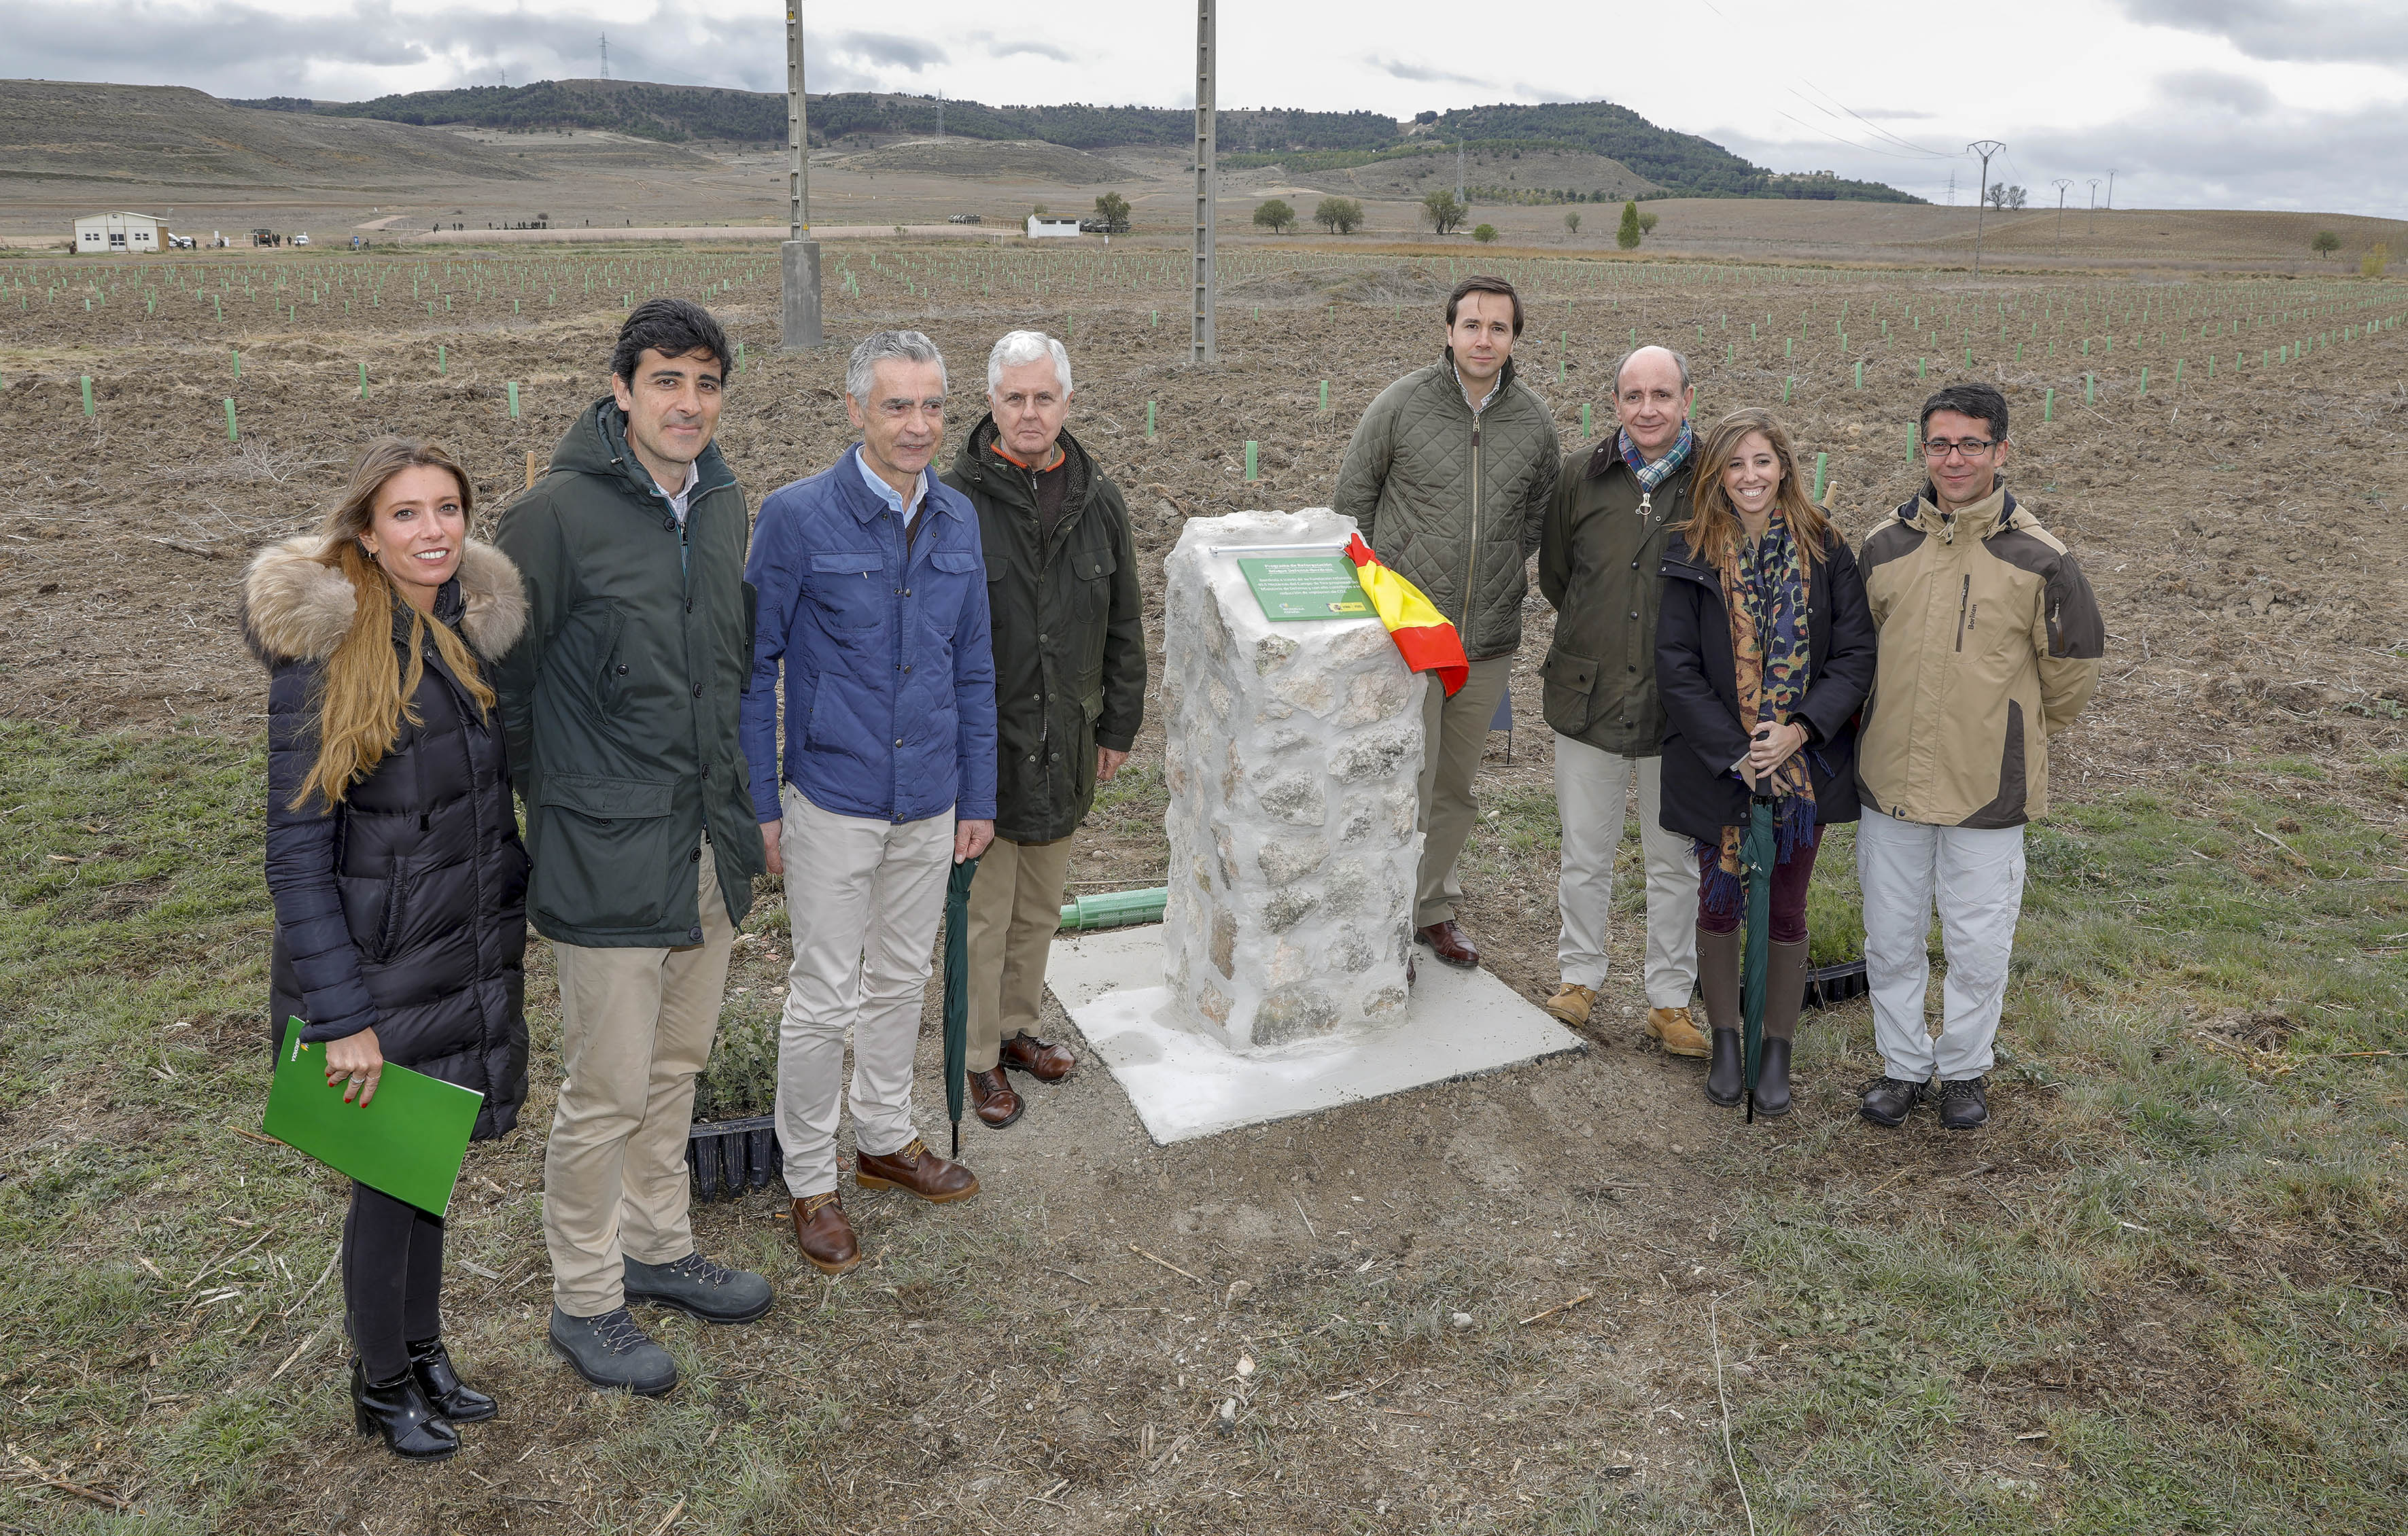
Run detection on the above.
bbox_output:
[1058,887,1170,932]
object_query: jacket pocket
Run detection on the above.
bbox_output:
[805,551,885,633]
[1070,544,1117,622]
[374,858,412,964]
[529,772,683,934]
[1541,645,1599,736]
[593,606,628,715]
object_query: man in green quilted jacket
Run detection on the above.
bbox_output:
[1335,276,1560,971]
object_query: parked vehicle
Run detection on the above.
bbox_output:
[947,213,983,224]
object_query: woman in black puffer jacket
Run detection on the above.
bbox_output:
[244,437,528,1461]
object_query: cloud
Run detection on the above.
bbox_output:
[2,2,930,100]
[1365,56,1494,89]
[1855,107,1937,120]
[989,39,1077,63]
[2115,0,2408,65]
[1713,67,2408,217]
[2153,68,2276,114]
[827,33,946,73]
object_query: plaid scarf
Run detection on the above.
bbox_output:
[1619,421,1694,498]
[1699,511,1819,918]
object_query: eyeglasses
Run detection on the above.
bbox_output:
[1921,438,1997,459]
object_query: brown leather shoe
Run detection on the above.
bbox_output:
[790,1192,860,1275]
[966,1066,1023,1128]
[1416,920,1479,968]
[853,1137,979,1204]
[999,1030,1075,1082]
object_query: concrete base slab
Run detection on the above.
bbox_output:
[1045,926,1586,1145]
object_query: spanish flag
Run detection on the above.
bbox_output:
[1344,534,1468,697]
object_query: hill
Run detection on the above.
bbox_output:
[1,80,534,188]
[292,80,1915,200]
[1225,140,1660,204]
[1418,102,1917,203]
[826,138,1146,185]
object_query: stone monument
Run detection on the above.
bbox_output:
[1161,509,1423,1050]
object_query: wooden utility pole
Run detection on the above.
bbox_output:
[1191,0,1217,364]
[782,2,823,348]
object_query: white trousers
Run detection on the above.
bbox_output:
[774,784,955,1198]
[1552,735,1698,1007]
[1856,806,2026,1083]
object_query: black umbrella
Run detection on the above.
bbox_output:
[942,855,982,1160]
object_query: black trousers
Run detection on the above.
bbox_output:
[343,1181,446,1384]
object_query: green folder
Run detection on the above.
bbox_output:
[262,1018,481,1217]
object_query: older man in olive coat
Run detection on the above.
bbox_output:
[941,330,1145,1129]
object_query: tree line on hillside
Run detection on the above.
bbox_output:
[268,82,1916,201]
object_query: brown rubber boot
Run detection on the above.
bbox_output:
[1753,940,1812,1118]
[1695,927,1741,1036]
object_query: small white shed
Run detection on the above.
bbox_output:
[74,211,164,255]
[1026,215,1082,240]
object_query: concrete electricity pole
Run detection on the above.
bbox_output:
[1966,139,2003,276]
[2052,177,2073,256]
[781,3,822,348]
[1191,0,1217,364]
[2087,177,2100,237]
[2106,169,2116,210]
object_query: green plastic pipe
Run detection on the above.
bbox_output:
[1059,888,1168,932]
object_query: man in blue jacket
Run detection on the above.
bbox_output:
[743,330,998,1276]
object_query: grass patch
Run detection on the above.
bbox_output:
[1722,758,2408,1531]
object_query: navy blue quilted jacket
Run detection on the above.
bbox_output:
[245,536,531,1140]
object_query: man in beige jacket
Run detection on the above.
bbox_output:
[1854,383,2104,1131]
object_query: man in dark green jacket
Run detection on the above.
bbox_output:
[493,300,773,1397]
[1335,276,1558,971]
[941,331,1145,1129]
[1535,344,1703,1050]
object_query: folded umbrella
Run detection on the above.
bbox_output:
[943,855,981,1160]
[1741,794,1777,1123]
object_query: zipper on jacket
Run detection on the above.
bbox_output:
[1954,574,1970,652]
[1464,409,1483,634]
[1021,463,1053,763]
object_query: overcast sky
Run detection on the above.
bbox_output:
[14,0,2408,217]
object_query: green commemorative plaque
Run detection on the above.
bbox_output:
[1238,555,1374,622]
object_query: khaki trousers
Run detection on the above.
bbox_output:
[543,839,735,1317]
[1413,652,1516,928]
[774,784,954,1199]
[965,834,1075,1072]
[1550,735,1699,1007]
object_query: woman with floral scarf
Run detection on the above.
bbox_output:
[1654,410,1876,1115]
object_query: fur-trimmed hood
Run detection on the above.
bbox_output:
[240,534,527,665]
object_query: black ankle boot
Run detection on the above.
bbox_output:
[1705,1028,1744,1107]
[408,1338,497,1423]
[1751,1038,1793,1119]
[351,1357,459,1461]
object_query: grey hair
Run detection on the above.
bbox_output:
[1611,344,1692,394]
[845,329,947,404]
[986,330,1073,396]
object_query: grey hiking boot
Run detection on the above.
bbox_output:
[624,1251,774,1325]
[548,1306,678,1397]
